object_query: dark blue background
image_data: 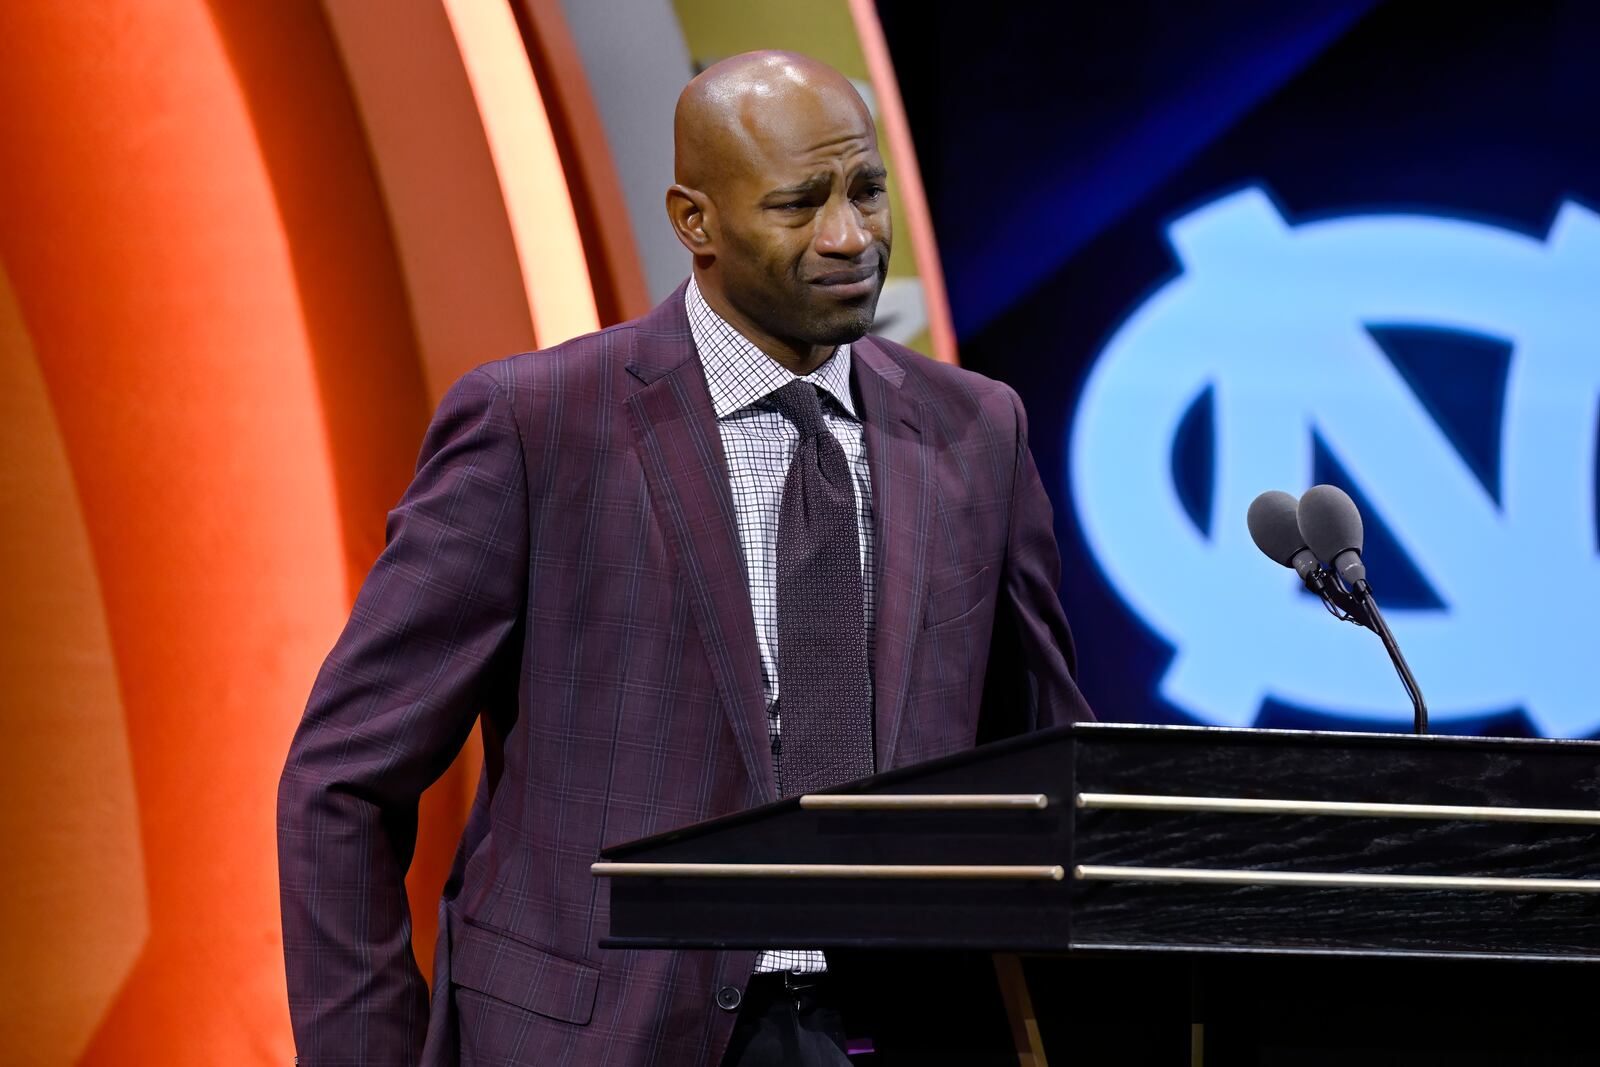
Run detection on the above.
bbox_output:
[878,1,1600,736]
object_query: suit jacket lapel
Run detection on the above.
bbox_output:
[853,337,931,772]
[624,285,775,800]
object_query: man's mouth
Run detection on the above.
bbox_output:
[808,263,880,300]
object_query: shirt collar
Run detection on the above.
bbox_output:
[685,276,858,421]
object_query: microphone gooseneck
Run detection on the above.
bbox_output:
[1348,581,1429,734]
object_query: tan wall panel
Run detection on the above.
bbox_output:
[0,260,148,1065]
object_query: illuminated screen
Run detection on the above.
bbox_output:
[883,2,1600,736]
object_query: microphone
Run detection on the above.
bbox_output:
[1296,484,1367,588]
[1284,483,1428,734]
[1247,490,1322,585]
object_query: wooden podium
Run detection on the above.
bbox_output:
[593,723,1600,1062]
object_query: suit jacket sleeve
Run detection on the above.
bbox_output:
[277,367,528,1065]
[997,384,1095,728]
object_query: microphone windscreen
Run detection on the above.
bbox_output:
[1247,490,1306,567]
[1298,484,1364,564]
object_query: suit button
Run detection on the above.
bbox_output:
[715,985,743,1012]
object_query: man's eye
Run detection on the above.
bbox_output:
[857,185,886,201]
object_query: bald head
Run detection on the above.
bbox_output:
[674,51,873,194]
[665,50,891,375]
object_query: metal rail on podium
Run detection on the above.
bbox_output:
[593,722,1600,1059]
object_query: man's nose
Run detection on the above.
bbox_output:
[813,197,872,258]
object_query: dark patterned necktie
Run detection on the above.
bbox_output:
[768,379,875,796]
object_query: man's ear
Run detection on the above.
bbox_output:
[666,184,715,256]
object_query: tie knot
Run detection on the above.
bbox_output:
[767,380,828,438]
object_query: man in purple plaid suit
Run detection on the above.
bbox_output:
[278,51,1092,1066]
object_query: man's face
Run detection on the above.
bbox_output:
[711,93,892,350]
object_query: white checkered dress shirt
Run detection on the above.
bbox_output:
[686,277,875,975]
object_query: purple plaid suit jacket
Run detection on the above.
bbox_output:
[277,283,1093,1066]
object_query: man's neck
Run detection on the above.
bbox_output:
[693,275,835,376]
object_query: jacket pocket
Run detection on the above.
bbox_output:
[453,918,600,1026]
[923,565,991,629]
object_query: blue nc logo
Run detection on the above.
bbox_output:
[1068,186,1600,735]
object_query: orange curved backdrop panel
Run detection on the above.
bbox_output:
[0,1,604,1061]
[0,3,360,1061]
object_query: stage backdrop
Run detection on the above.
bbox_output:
[882,0,1600,740]
[12,2,1597,1063]
[0,2,947,1063]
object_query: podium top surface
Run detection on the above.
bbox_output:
[599,721,1600,859]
